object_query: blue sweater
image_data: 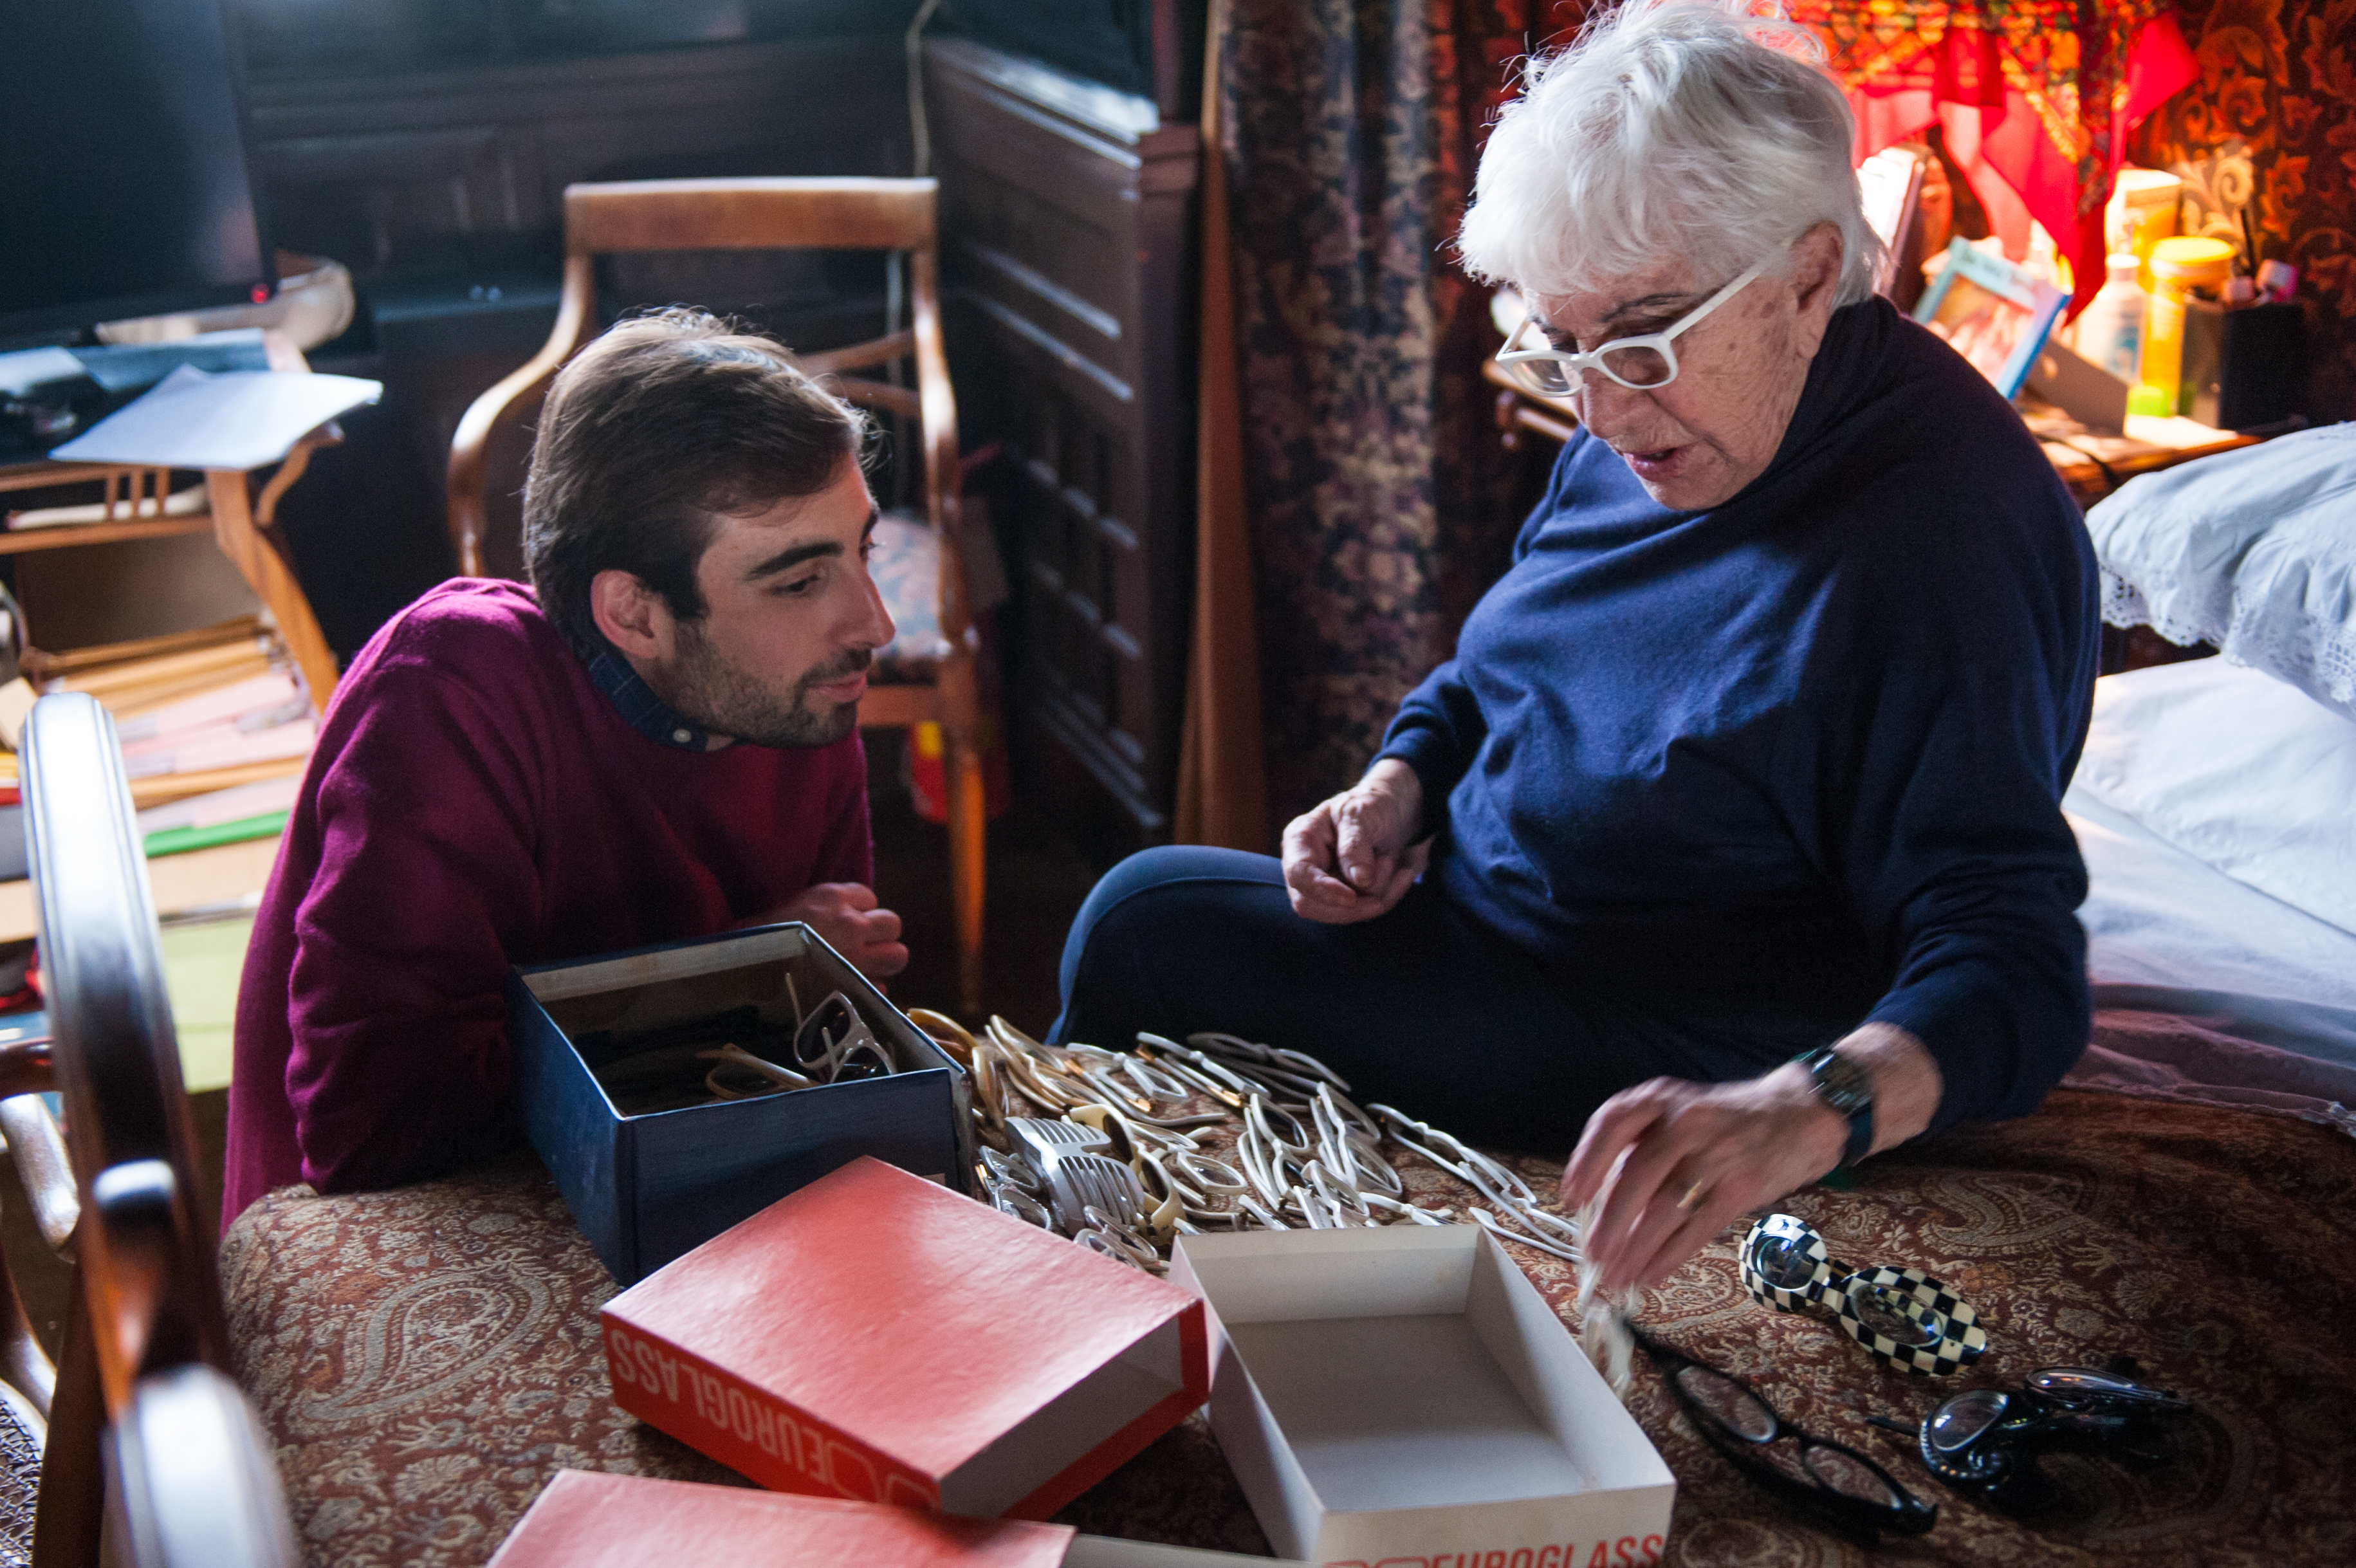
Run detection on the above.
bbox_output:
[1377,297,2097,1129]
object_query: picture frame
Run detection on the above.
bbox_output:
[1913,237,2070,400]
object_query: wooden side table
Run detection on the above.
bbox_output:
[0,345,342,712]
[2015,396,2260,508]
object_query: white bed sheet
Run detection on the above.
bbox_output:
[2066,781,2356,1071]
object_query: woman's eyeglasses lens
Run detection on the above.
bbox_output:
[1502,322,1677,396]
[1600,346,1673,387]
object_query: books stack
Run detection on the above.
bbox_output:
[0,614,313,937]
[9,613,311,808]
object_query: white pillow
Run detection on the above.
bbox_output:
[2085,423,2356,721]
[2071,658,2356,935]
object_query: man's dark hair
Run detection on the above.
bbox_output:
[523,308,866,661]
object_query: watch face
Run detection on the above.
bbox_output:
[1813,1053,1874,1116]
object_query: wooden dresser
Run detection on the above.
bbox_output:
[924,38,1199,841]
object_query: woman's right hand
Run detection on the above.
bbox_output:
[1282,759,1429,924]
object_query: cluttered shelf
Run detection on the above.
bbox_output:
[0,344,378,1005]
[2016,394,2260,504]
[0,614,311,943]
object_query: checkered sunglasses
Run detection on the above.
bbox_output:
[1740,1213,1989,1377]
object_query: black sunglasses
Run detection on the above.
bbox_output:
[1634,1329,1937,1545]
[1873,1365,2192,1512]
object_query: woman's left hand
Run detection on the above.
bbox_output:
[1560,1024,1943,1296]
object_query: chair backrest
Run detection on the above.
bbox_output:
[446,176,962,613]
[21,692,298,1567]
[564,176,937,255]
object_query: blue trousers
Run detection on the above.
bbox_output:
[1052,847,1852,1153]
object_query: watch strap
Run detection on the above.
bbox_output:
[1796,1046,1875,1167]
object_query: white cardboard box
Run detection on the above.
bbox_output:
[1171,1226,1676,1568]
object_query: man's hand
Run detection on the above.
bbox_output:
[1560,1024,1942,1295]
[1282,759,1430,924]
[744,882,909,981]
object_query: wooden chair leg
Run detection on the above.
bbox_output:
[943,725,987,1019]
[32,1275,104,1568]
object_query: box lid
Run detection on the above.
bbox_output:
[489,1472,1312,1567]
[603,1157,1202,1484]
[486,1471,1072,1567]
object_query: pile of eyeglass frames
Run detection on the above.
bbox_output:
[905,1011,1592,1276]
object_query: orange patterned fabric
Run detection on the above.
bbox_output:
[225,1060,2356,1565]
[1792,1,2200,310]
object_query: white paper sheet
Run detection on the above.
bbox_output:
[48,364,380,470]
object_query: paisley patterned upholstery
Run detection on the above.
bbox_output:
[219,1159,744,1567]
[869,511,947,678]
[223,1029,2356,1567]
[0,1394,38,1567]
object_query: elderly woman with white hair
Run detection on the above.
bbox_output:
[1052,1,2096,1292]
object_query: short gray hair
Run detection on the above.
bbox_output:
[1459,1,1881,307]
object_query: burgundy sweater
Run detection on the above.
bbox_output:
[223,580,873,1225]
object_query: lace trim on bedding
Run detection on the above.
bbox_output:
[2101,564,2356,719]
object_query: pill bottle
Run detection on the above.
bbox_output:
[2142,237,2235,414]
[2072,255,2150,382]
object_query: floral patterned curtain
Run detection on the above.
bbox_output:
[2132,0,2356,416]
[1219,0,1587,824]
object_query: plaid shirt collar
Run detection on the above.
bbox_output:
[585,649,715,751]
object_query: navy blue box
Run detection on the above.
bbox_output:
[507,923,975,1284]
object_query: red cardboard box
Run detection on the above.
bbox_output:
[601,1157,1209,1520]
[488,1472,1067,1567]
[489,1472,1308,1568]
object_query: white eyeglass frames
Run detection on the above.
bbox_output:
[1495,250,1779,396]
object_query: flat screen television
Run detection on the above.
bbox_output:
[0,0,274,344]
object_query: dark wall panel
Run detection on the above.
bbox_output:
[228,28,914,660]
[927,38,1197,840]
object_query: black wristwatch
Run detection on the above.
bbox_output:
[1795,1045,1875,1168]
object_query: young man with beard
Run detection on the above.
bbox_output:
[223,311,907,1224]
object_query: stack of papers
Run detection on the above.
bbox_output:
[48,364,380,471]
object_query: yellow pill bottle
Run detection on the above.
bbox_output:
[2141,237,2235,416]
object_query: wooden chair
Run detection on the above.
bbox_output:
[17,690,299,1566]
[446,176,988,1017]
